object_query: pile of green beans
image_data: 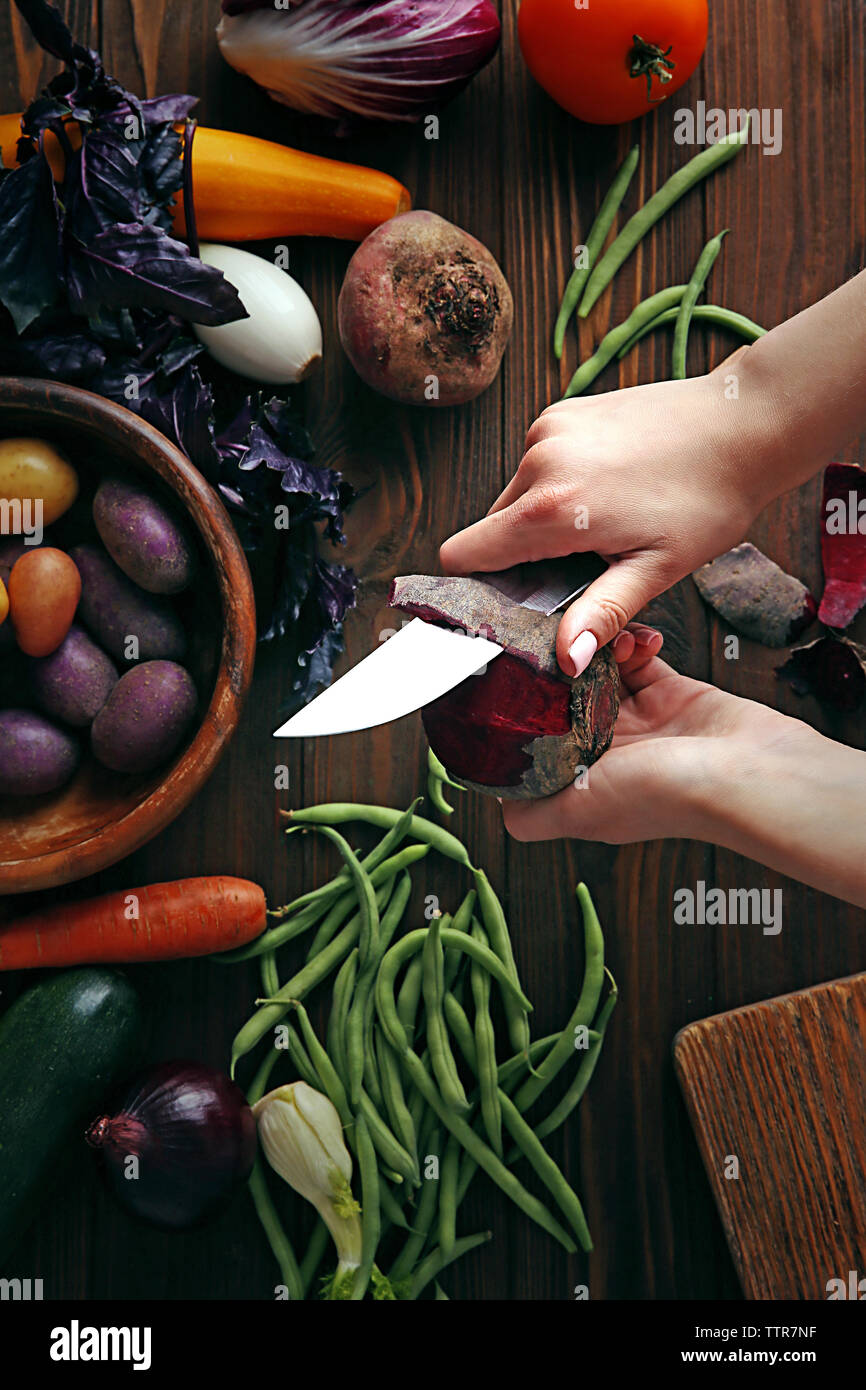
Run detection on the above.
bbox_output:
[555,119,766,395]
[228,793,618,1300]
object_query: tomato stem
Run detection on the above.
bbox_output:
[629,35,676,103]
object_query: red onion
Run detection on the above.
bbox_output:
[86,1061,257,1230]
[217,0,501,124]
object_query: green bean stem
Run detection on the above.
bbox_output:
[672,229,728,379]
[282,804,475,870]
[616,302,768,360]
[515,882,605,1112]
[472,869,529,1057]
[578,122,751,317]
[553,143,640,358]
[351,1113,379,1300]
[564,284,688,398]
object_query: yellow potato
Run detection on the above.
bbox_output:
[0,437,79,527]
[0,576,8,626]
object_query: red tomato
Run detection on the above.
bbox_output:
[518,0,709,126]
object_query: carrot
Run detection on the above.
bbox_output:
[0,877,267,971]
[0,114,411,242]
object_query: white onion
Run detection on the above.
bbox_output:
[193,243,323,385]
[216,0,501,123]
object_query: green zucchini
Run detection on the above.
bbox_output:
[0,967,142,1262]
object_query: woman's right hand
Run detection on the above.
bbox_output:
[440,358,778,676]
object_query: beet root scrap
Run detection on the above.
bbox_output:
[337,211,514,408]
[776,635,866,714]
[818,462,866,628]
[388,574,620,800]
[692,543,817,648]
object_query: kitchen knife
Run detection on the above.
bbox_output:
[274,552,606,738]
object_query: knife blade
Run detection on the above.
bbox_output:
[273,552,607,739]
[273,618,503,737]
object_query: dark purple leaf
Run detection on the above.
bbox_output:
[140,94,198,124]
[0,154,60,331]
[66,222,248,325]
[0,328,105,381]
[14,0,82,63]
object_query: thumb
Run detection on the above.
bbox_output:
[556,553,670,675]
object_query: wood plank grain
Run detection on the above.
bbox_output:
[674,973,866,1299]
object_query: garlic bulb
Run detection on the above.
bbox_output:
[194,243,323,384]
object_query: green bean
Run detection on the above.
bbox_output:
[284,1024,320,1090]
[247,1158,304,1301]
[375,1027,419,1169]
[230,910,363,1076]
[283,804,475,870]
[304,825,380,967]
[359,1089,419,1185]
[399,1047,576,1252]
[246,1041,287,1106]
[305,854,415,963]
[351,1113,379,1300]
[427,749,456,817]
[215,892,337,965]
[497,1089,593,1252]
[346,870,413,1105]
[362,1018,386,1114]
[564,284,688,397]
[616,302,768,359]
[443,890,475,993]
[410,1231,492,1300]
[377,928,532,1057]
[291,1001,350,1123]
[327,949,358,1088]
[672,229,728,379]
[378,1180,413,1234]
[472,869,529,1057]
[298,1217,330,1298]
[437,1137,460,1261]
[396,955,425,1039]
[389,1127,443,1282]
[533,973,619,1141]
[423,916,470,1112]
[553,143,640,358]
[442,990,477,1072]
[470,920,503,1157]
[515,882,606,1112]
[260,947,280,1001]
[579,122,751,317]
[434,1283,450,1300]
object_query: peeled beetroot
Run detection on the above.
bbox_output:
[389,574,619,799]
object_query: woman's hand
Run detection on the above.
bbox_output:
[441,366,771,677]
[502,639,866,909]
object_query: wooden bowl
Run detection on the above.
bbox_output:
[0,379,256,895]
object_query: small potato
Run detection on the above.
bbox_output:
[93,478,195,595]
[9,547,81,657]
[71,543,187,665]
[91,660,197,774]
[0,709,80,796]
[0,437,79,526]
[30,625,118,728]
[0,576,7,627]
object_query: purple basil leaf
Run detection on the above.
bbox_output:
[13,0,82,63]
[0,155,60,332]
[66,222,248,325]
[0,328,106,382]
[139,94,198,124]
[139,125,185,225]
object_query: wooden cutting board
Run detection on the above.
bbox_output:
[674,972,866,1300]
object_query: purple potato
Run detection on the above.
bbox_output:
[93,477,195,595]
[71,543,187,665]
[0,709,80,795]
[91,660,198,774]
[30,625,118,727]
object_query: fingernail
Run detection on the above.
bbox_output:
[567,630,598,677]
[612,632,632,660]
[632,625,661,645]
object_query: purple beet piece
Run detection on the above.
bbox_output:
[693,543,816,647]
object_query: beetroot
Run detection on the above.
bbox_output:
[818,463,866,628]
[389,574,619,799]
[692,542,816,647]
[338,211,513,407]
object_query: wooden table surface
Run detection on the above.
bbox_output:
[3,0,865,1301]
